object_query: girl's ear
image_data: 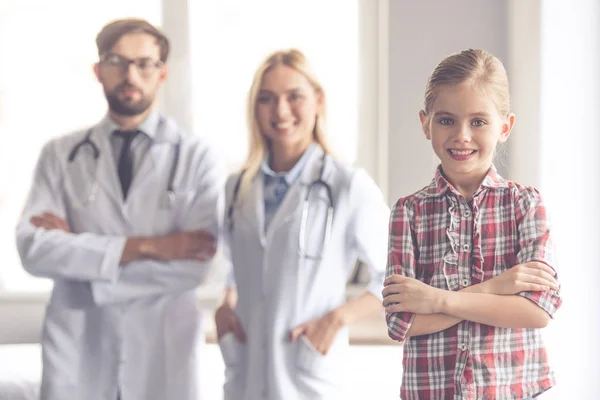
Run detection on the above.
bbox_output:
[419,110,431,140]
[498,113,516,143]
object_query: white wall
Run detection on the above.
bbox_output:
[386,0,509,203]
[383,1,600,399]
[538,1,600,399]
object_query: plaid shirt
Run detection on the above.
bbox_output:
[386,166,562,400]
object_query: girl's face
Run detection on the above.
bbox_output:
[420,82,515,193]
[255,65,322,152]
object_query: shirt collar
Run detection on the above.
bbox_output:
[426,164,508,197]
[261,142,318,186]
[99,110,161,139]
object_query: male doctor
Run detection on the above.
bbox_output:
[15,19,224,400]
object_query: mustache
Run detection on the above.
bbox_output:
[116,81,141,92]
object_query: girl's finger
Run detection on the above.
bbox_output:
[384,303,406,313]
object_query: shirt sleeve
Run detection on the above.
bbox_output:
[514,187,562,318]
[385,197,418,341]
[348,169,390,300]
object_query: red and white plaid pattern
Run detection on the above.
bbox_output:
[386,166,562,400]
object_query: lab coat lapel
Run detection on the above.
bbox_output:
[131,142,164,196]
[266,147,324,238]
[129,118,179,199]
[238,175,267,246]
[94,130,124,207]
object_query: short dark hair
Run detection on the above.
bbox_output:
[96,18,170,62]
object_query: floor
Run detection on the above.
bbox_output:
[0,343,404,400]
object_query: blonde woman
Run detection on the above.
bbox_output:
[214,49,390,399]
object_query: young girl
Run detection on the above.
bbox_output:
[215,49,390,400]
[382,49,562,400]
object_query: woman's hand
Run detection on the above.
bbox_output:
[480,261,559,295]
[382,274,444,314]
[214,303,246,342]
[289,311,344,355]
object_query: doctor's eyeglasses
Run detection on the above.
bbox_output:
[100,53,164,77]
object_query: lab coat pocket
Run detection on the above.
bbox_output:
[219,331,242,367]
[296,335,337,381]
[41,306,87,386]
[295,335,341,398]
[151,190,193,234]
[219,332,245,400]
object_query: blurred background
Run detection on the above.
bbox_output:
[0,0,598,399]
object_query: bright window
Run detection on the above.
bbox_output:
[0,1,162,291]
[0,1,360,292]
[189,0,359,171]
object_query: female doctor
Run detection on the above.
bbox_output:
[214,49,390,399]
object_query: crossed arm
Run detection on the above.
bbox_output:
[382,261,559,338]
[30,211,216,265]
[17,141,224,305]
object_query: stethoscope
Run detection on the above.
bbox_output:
[67,117,180,209]
[228,153,334,260]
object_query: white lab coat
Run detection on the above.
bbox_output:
[221,146,389,400]
[15,113,225,400]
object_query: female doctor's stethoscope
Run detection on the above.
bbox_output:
[227,153,333,260]
[67,117,180,209]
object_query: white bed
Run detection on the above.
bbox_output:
[0,343,403,400]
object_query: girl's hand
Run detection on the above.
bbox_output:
[481,261,559,295]
[382,275,444,314]
[289,311,344,355]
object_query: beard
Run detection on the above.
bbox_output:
[104,81,154,116]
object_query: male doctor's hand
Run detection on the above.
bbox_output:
[30,212,71,233]
[289,310,344,355]
[139,231,217,262]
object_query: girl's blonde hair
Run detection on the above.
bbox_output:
[238,48,332,199]
[423,49,511,117]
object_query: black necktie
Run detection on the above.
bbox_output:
[114,130,139,199]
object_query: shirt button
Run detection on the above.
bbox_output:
[461,278,469,287]
[459,343,468,351]
[464,210,471,218]
[462,243,470,252]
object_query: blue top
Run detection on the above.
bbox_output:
[260,142,317,232]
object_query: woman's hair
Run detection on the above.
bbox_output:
[423,48,510,116]
[237,48,331,199]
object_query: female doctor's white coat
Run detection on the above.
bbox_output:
[15,113,225,400]
[221,146,390,400]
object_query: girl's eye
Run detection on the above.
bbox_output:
[472,119,486,127]
[289,92,302,102]
[439,118,453,126]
